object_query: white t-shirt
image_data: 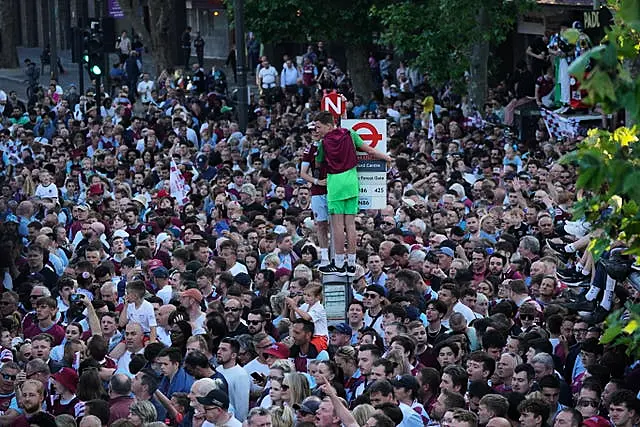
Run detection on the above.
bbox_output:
[298,302,328,337]
[157,327,172,347]
[157,285,173,305]
[35,183,58,200]
[451,301,479,326]
[205,416,242,427]
[193,312,206,335]
[126,300,157,333]
[217,365,250,422]
[137,80,154,103]
[258,66,278,88]
[229,262,249,277]
[116,348,144,376]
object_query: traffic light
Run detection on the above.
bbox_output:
[82,22,104,78]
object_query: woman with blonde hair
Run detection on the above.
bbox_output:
[352,404,376,426]
[270,405,295,427]
[280,373,310,408]
[474,293,489,317]
[263,253,281,272]
[128,401,157,427]
[259,359,296,408]
[386,348,411,377]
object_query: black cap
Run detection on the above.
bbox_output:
[366,284,386,297]
[196,389,229,410]
[293,398,321,415]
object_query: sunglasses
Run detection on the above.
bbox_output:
[1,373,16,381]
[30,295,41,300]
[281,383,290,391]
[578,399,598,408]
[224,307,241,313]
[248,320,263,325]
[520,315,535,321]
[382,222,395,227]
[364,293,379,299]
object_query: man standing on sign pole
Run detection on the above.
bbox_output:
[315,111,391,276]
[299,123,331,267]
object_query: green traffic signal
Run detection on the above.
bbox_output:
[90,65,102,75]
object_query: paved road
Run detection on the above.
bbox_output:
[0,47,252,102]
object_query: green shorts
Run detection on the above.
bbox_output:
[328,196,359,215]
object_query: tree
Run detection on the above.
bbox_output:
[562,0,640,351]
[118,0,183,74]
[0,0,20,68]
[376,0,530,107]
[241,0,388,98]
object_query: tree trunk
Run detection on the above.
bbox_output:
[0,0,20,68]
[469,7,489,111]
[120,0,180,75]
[148,0,178,74]
[345,43,374,100]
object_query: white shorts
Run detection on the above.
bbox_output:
[311,194,329,222]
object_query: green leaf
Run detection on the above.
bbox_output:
[619,0,640,28]
[568,45,606,80]
[600,323,623,344]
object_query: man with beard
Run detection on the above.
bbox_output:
[430,389,467,424]
[215,338,250,421]
[488,253,507,279]
[179,289,206,335]
[224,298,249,337]
[292,186,311,210]
[246,309,268,336]
[12,380,47,427]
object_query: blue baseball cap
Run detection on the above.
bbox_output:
[328,322,352,336]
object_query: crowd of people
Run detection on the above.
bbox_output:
[0,34,638,427]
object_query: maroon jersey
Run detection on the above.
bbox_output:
[301,142,327,196]
[321,128,358,174]
[49,395,81,417]
[23,323,66,346]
